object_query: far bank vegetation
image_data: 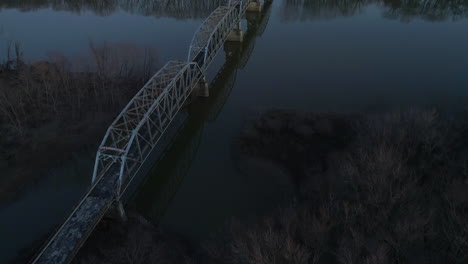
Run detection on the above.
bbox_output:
[0,41,158,134]
[0,41,159,202]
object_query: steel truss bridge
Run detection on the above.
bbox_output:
[31,0,268,263]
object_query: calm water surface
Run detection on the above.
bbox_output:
[0,0,467,262]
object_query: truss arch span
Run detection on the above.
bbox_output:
[92,61,203,197]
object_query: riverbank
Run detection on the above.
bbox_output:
[76,108,468,264]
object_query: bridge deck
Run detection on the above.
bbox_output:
[33,173,117,264]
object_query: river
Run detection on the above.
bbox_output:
[0,0,467,263]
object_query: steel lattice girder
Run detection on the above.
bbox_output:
[188,6,232,63]
[187,0,254,71]
[92,61,203,195]
[201,6,240,71]
[93,0,259,198]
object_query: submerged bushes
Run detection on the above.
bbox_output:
[208,109,468,264]
[76,109,467,264]
[0,42,159,203]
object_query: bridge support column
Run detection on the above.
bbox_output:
[226,22,243,42]
[247,1,262,12]
[196,78,209,97]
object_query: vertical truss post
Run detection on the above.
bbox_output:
[91,152,100,184]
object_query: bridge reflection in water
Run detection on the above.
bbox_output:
[30,1,271,264]
[131,3,272,224]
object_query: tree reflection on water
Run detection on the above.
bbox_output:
[281,0,468,22]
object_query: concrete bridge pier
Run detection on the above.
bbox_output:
[226,21,243,42]
[246,8,261,22]
[247,0,262,12]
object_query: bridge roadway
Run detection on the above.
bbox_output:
[30,0,266,263]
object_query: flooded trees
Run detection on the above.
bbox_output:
[0,41,158,134]
[209,109,468,264]
[0,41,159,203]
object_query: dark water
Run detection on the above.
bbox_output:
[1,0,468,262]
